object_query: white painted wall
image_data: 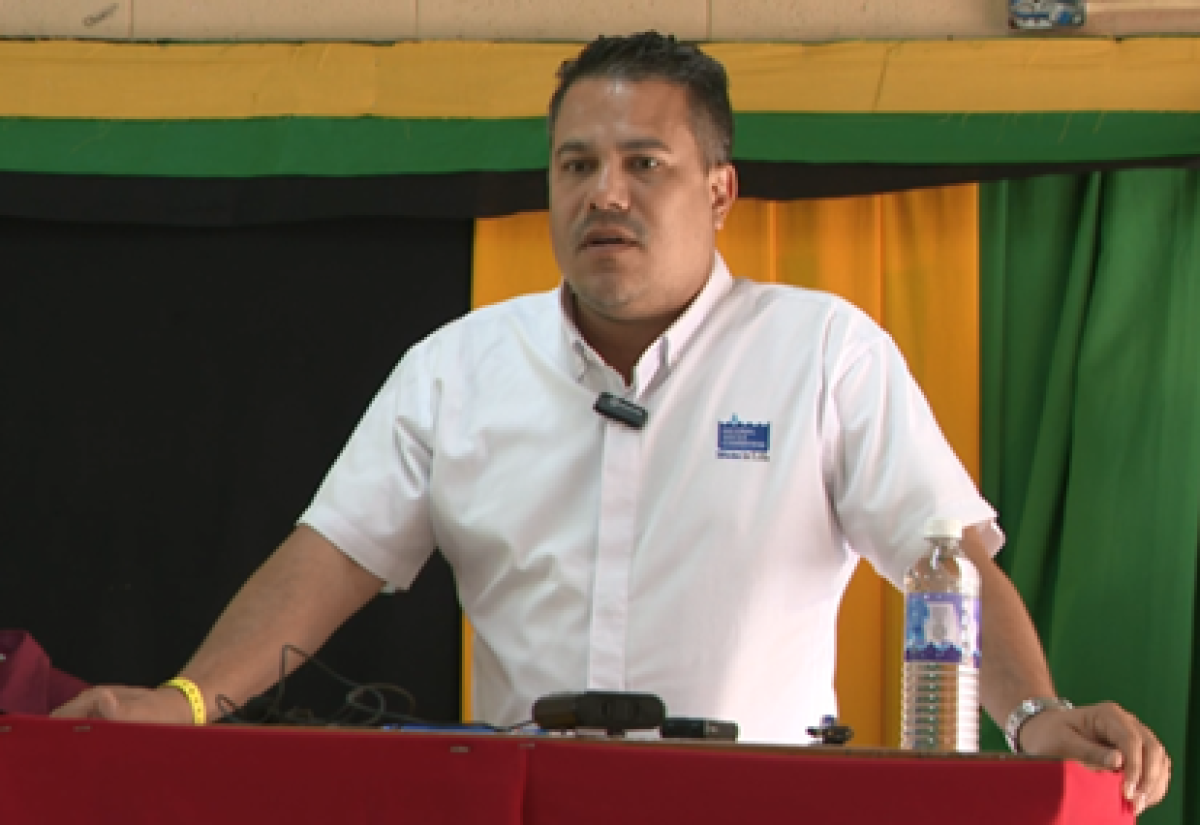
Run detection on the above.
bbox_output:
[0,0,1197,41]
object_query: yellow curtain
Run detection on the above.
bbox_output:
[468,185,980,745]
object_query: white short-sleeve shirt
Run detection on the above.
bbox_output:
[300,254,1001,744]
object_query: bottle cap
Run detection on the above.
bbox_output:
[923,516,963,540]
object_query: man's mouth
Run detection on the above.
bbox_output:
[579,227,640,251]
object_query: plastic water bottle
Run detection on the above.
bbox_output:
[901,517,981,752]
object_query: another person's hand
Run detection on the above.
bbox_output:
[51,685,195,725]
[1019,701,1169,815]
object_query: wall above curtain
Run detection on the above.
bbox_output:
[1,0,1196,44]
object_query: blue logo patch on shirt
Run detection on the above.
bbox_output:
[716,415,771,461]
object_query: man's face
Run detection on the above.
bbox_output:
[549,78,737,327]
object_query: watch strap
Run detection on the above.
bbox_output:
[1004,697,1074,752]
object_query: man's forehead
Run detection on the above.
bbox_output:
[551,78,693,151]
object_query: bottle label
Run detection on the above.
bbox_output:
[903,592,981,668]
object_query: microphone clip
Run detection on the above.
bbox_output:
[594,392,648,430]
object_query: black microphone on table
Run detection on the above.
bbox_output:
[532,690,739,741]
[594,392,648,430]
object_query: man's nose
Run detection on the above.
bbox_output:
[587,162,630,212]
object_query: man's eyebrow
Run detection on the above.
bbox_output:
[554,140,592,158]
[618,137,671,153]
[553,137,673,157]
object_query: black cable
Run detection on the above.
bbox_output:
[342,684,390,727]
[213,644,502,731]
[215,693,240,723]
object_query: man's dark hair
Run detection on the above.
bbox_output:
[548,32,734,168]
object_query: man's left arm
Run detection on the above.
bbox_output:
[962,525,1171,815]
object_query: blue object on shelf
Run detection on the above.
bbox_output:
[1010,0,1086,30]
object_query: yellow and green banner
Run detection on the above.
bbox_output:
[1,39,1200,176]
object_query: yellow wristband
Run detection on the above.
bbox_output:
[162,677,207,725]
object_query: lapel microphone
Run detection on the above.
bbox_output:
[594,392,649,430]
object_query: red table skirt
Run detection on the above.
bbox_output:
[0,715,1132,825]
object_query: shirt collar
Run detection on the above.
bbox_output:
[658,252,734,372]
[558,253,735,387]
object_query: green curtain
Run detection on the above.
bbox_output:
[980,169,1200,824]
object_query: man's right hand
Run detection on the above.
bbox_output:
[51,685,196,725]
[50,527,383,727]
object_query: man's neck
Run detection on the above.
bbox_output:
[571,296,680,386]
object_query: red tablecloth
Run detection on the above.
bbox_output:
[0,715,1133,824]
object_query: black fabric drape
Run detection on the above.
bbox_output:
[2,155,1198,227]
[0,214,472,722]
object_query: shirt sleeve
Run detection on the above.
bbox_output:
[297,340,439,590]
[824,316,1003,590]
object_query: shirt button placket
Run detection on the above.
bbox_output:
[586,403,642,692]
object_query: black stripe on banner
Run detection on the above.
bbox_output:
[1,155,1198,226]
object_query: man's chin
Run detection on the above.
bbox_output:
[572,248,644,277]
[566,281,643,320]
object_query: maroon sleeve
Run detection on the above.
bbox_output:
[0,629,89,714]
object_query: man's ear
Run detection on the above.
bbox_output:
[710,163,738,230]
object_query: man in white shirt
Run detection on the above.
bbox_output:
[57,31,1168,813]
[300,249,997,744]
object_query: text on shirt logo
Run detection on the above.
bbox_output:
[716,415,771,462]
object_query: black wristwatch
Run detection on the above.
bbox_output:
[1004,697,1074,752]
